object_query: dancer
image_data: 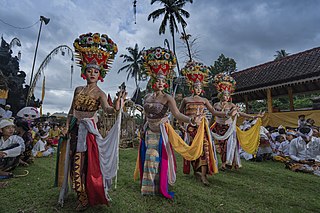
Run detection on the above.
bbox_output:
[179,61,235,185]
[56,32,126,210]
[134,47,213,198]
[211,73,264,170]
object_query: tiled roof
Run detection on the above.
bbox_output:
[232,47,320,92]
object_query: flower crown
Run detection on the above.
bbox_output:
[213,73,236,95]
[73,32,118,81]
[181,61,210,88]
[142,47,176,81]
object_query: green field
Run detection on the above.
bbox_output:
[1,148,320,213]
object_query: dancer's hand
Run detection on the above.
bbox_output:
[178,125,186,134]
[194,115,203,125]
[257,111,265,118]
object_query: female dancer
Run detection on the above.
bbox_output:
[134,47,209,199]
[211,73,264,170]
[179,61,235,185]
[57,33,126,210]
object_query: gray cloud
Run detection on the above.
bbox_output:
[1,0,320,114]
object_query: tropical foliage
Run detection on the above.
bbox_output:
[247,93,320,113]
[210,54,237,76]
[274,49,290,60]
[148,0,193,74]
[118,43,146,88]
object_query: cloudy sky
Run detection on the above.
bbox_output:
[1,0,320,114]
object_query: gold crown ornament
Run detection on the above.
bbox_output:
[73,32,118,82]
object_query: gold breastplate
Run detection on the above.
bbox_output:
[74,91,100,112]
[185,102,205,116]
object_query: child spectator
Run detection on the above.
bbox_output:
[15,119,34,165]
[0,119,25,178]
[274,130,296,162]
[272,135,285,156]
[32,130,54,157]
[49,124,61,146]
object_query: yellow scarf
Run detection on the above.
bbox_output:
[134,118,218,180]
[236,118,262,154]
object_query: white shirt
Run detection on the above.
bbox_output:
[289,136,320,162]
[32,139,46,156]
[0,135,25,157]
[2,110,12,119]
[260,126,269,140]
[43,126,51,133]
[271,132,279,142]
[278,140,290,156]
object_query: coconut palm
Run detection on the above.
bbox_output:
[148,0,193,73]
[274,49,290,60]
[118,43,145,88]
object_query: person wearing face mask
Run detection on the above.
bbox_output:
[287,126,320,175]
[56,33,126,211]
[179,61,234,186]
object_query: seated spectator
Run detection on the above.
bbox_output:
[15,119,34,165]
[256,125,273,161]
[2,105,13,119]
[32,130,54,157]
[271,134,285,156]
[298,114,307,128]
[273,130,296,162]
[286,126,320,175]
[270,125,286,144]
[0,119,25,178]
[239,148,253,161]
[306,118,315,128]
[43,122,50,133]
[49,124,61,146]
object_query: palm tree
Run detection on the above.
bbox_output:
[148,0,193,73]
[274,49,290,60]
[118,43,145,88]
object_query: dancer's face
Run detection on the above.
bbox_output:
[193,84,202,96]
[155,78,166,91]
[85,68,100,83]
[221,93,230,102]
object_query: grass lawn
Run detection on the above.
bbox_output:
[1,148,320,213]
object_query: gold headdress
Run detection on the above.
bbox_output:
[213,73,236,98]
[73,32,118,81]
[181,61,210,88]
[142,47,176,81]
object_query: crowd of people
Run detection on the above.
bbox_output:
[0,113,65,182]
[1,31,319,212]
[239,115,320,176]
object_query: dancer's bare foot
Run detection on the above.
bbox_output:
[75,203,88,212]
[201,175,210,186]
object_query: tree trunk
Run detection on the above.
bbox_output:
[182,26,192,62]
[172,31,181,76]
